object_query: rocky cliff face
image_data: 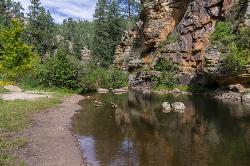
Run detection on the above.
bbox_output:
[115,0,250,88]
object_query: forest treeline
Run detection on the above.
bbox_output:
[0,0,140,92]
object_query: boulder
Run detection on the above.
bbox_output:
[112,87,128,94]
[169,88,181,96]
[214,91,242,101]
[228,84,246,93]
[172,102,186,113]
[162,102,171,113]
[97,88,109,94]
[242,93,250,102]
[142,89,152,94]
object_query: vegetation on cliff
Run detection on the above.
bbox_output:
[211,22,250,73]
[153,59,179,90]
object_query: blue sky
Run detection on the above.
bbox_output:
[15,0,97,23]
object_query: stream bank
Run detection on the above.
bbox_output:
[17,95,86,166]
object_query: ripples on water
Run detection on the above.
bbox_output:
[72,91,250,166]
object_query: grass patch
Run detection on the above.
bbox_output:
[0,88,73,165]
[178,85,213,93]
[153,84,173,91]
[153,84,213,94]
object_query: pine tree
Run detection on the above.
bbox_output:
[26,0,55,60]
[118,0,140,29]
[92,0,110,67]
[107,0,124,59]
[38,8,55,55]
[0,0,24,26]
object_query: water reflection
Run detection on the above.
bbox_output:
[72,91,250,166]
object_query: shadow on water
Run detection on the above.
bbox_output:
[72,91,250,166]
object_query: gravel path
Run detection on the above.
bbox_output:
[17,95,86,166]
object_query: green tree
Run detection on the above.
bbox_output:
[76,20,94,50]
[37,46,82,90]
[0,0,24,26]
[0,20,38,80]
[107,0,124,59]
[26,0,55,60]
[92,0,110,67]
[62,18,82,58]
[92,0,125,67]
[118,0,140,29]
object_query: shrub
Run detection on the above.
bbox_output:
[156,72,179,89]
[222,44,249,73]
[36,47,82,90]
[80,66,128,92]
[153,59,179,89]
[0,20,38,80]
[236,27,250,50]
[210,22,250,73]
[154,58,178,72]
[210,22,235,48]
[164,31,180,44]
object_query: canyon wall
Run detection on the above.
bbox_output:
[115,0,250,87]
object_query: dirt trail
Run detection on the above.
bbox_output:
[18,95,86,166]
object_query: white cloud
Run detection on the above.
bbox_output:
[15,0,97,23]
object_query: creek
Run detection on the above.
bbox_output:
[72,91,250,166]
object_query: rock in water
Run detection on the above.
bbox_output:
[228,84,246,93]
[242,93,250,102]
[112,88,128,94]
[172,102,186,113]
[162,102,171,113]
[169,88,181,96]
[214,91,242,101]
[97,88,109,94]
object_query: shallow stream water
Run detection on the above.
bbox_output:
[72,91,250,166]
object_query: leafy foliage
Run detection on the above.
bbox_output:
[164,31,180,45]
[235,27,250,50]
[153,58,179,89]
[222,44,249,72]
[210,22,235,49]
[118,0,141,29]
[26,0,55,59]
[36,47,82,90]
[80,66,128,92]
[154,72,179,89]
[57,18,85,59]
[0,0,24,26]
[154,58,178,72]
[211,22,250,73]
[92,0,125,67]
[0,20,38,80]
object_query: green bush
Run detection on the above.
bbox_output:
[80,66,128,92]
[153,59,179,89]
[210,22,235,48]
[155,72,179,89]
[236,27,250,50]
[36,47,82,90]
[210,22,250,73]
[0,20,38,80]
[154,58,178,72]
[164,31,180,44]
[222,44,249,73]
